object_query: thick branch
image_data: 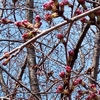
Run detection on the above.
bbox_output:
[90,31,100,83]
[70,24,90,68]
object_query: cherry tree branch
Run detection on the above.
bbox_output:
[0,6,100,61]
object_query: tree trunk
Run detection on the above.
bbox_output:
[90,31,100,83]
[26,0,41,99]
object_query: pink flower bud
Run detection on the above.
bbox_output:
[21,20,28,26]
[68,50,75,56]
[56,89,60,93]
[22,33,29,40]
[56,33,64,39]
[44,13,52,21]
[65,66,71,73]
[57,85,63,92]
[90,92,97,99]
[59,71,65,78]
[80,17,87,23]
[90,84,96,88]
[43,2,52,10]
[73,78,82,85]
[1,18,13,24]
[35,15,41,22]
[14,22,23,27]
[75,9,82,15]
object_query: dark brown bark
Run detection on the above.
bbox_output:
[26,0,41,99]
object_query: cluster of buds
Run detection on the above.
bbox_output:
[56,85,69,95]
[15,15,42,29]
[22,31,37,40]
[58,66,71,93]
[43,0,72,21]
[14,20,34,29]
[73,78,82,86]
[43,0,59,21]
[43,0,59,12]
[86,92,98,100]
[89,84,96,92]
[59,66,71,78]
[0,18,13,24]
[2,52,10,66]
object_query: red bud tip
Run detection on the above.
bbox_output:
[43,2,52,10]
[65,66,71,73]
[35,15,41,22]
[14,22,23,27]
[59,71,65,78]
[56,33,64,39]
[22,33,29,40]
[68,50,75,56]
[44,13,52,21]
[73,78,82,85]
[21,20,28,26]
[90,84,96,88]
[57,85,64,92]
[75,9,82,15]
[80,17,87,23]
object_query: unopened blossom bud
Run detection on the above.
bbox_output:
[75,9,82,15]
[80,17,87,23]
[44,13,52,21]
[14,21,23,27]
[57,85,64,92]
[56,33,64,39]
[68,50,75,56]
[1,18,13,24]
[59,71,66,79]
[65,66,71,73]
[35,15,41,22]
[22,33,29,40]
[43,2,52,10]
[21,20,29,26]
